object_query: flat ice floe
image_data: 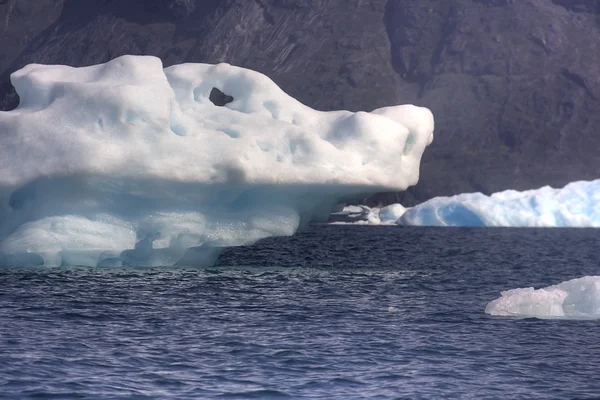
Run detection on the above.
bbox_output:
[0,55,434,267]
[485,276,600,319]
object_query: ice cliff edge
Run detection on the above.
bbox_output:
[0,55,433,267]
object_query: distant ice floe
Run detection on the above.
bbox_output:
[0,55,434,267]
[333,180,600,227]
[486,276,600,320]
[399,180,600,227]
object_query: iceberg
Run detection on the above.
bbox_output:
[398,180,600,227]
[0,55,434,267]
[486,276,600,319]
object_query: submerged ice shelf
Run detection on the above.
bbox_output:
[0,55,434,267]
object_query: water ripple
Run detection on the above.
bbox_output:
[1,226,600,398]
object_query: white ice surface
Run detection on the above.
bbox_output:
[0,55,434,267]
[379,204,407,223]
[398,180,600,227]
[486,276,600,319]
[329,205,377,224]
[329,203,405,225]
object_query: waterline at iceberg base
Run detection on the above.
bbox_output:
[0,55,434,267]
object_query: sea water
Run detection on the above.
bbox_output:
[1,226,599,399]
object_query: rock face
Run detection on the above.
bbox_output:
[0,0,599,205]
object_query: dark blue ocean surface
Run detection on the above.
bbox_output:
[1,226,600,399]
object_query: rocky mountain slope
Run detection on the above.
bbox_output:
[0,0,598,205]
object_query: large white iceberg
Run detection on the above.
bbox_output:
[398,180,600,227]
[0,55,434,267]
[486,276,600,319]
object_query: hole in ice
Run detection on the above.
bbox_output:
[170,122,186,136]
[209,87,234,107]
[220,128,240,138]
[135,232,161,251]
[256,140,271,152]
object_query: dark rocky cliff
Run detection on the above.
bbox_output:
[0,0,598,205]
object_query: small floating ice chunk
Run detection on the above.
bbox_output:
[485,276,600,319]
